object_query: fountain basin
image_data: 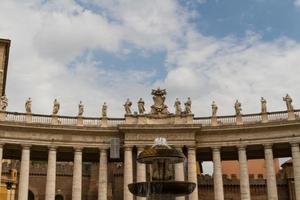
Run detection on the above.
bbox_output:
[137,148,185,164]
[128,181,196,197]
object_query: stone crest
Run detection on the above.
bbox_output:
[150,88,169,115]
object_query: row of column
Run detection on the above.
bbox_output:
[212,144,300,200]
[0,145,108,200]
[123,146,198,200]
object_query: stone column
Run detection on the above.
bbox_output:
[137,147,146,200]
[0,144,3,186]
[45,146,57,200]
[238,145,251,200]
[291,143,300,200]
[98,148,108,200]
[175,147,185,200]
[124,146,133,200]
[212,147,224,200]
[18,145,31,200]
[72,147,82,200]
[188,147,198,200]
[264,144,278,200]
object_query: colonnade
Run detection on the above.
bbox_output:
[1,143,300,200]
[0,145,108,200]
[212,143,300,200]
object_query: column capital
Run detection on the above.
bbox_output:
[99,148,108,153]
[211,146,221,152]
[290,142,300,147]
[21,144,31,150]
[123,145,133,151]
[187,146,197,151]
[263,144,273,149]
[48,145,57,151]
[74,146,83,152]
[237,144,247,151]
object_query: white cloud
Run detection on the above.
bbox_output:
[1,0,300,119]
[295,0,300,7]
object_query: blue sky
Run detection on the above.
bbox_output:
[1,0,300,117]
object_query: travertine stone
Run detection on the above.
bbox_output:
[101,117,108,127]
[25,114,32,123]
[18,145,31,200]
[212,147,224,200]
[51,115,59,125]
[45,146,57,200]
[0,144,3,186]
[175,147,185,200]
[264,144,278,200]
[72,147,82,200]
[124,146,133,200]
[261,113,268,123]
[137,147,146,200]
[288,111,296,121]
[98,149,108,200]
[188,147,198,200]
[77,116,83,126]
[238,146,251,200]
[236,115,243,125]
[291,143,300,200]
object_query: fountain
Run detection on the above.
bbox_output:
[128,138,196,200]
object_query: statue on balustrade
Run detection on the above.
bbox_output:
[0,95,8,111]
[78,101,84,116]
[261,97,267,113]
[25,97,32,113]
[234,100,242,115]
[174,98,182,115]
[52,99,60,115]
[137,98,145,114]
[184,97,192,114]
[283,94,294,112]
[124,98,132,115]
[211,101,218,116]
[102,102,107,117]
[150,88,169,115]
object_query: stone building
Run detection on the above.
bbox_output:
[1,39,300,200]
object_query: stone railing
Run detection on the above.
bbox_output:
[0,109,299,128]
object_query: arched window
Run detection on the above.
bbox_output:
[55,194,64,200]
[28,190,34,200]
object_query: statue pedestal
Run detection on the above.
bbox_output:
[137,115,147,124]
[288,111,296,121]
[236,115,243,125]
[101,117,108,127]
[211,116,217,126]
[0,111,6,121]
[51,115,59,125]
[125,115,137,124]
[261,113,268,123]
[77,116,83,126]
[25,114,32,123]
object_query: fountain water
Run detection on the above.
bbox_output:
[128,138,196,200]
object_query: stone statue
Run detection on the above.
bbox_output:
[25,97,32,113]
[184,97,192,114]
[234,100,242,115]
[174,98,182,115]
[137,98,145,114]
[211,101,218,116]
[150,88,169,115]
[52,99,60,115]
[124,98,132,115]
[283,94,294,112]
[78,101,84,116]
[261,97,267,113]
[102,102,107,117]
[0,95,8,111]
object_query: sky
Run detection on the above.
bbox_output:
[1,0,300,117]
